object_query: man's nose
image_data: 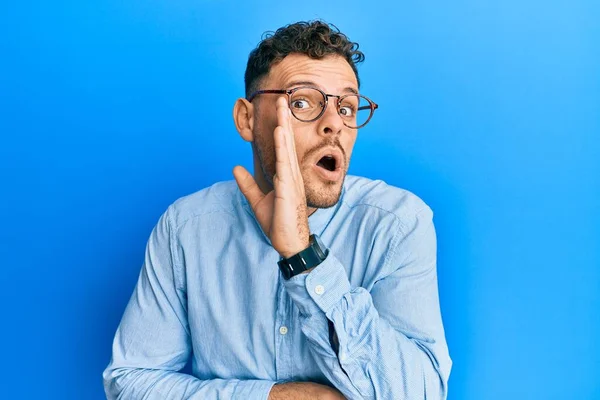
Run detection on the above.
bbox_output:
[317,98,344,136]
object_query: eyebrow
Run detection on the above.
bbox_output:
[285,80,359,95]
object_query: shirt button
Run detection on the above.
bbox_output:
[314,285,325,295]
[279,326,288,335]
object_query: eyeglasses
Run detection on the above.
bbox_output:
[247,86,378,129]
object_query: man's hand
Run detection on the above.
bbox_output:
[234,96,310,258]
[268,382,346,400]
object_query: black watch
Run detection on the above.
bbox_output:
[277,234,329,280]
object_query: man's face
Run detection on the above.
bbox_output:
[252,53,359,209]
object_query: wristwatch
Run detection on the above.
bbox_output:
[277,234,329,280]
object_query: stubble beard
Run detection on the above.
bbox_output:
[253,133,346,209]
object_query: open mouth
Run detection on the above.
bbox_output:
[316,155,337,172]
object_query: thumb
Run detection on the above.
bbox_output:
[233,166,264,209]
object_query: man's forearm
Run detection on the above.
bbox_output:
[104,367,276,400]
[268,382,346,400]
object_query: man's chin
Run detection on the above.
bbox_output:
[305,180,344,209]
[307,199,338,209]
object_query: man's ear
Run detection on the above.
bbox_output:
[233,98,254,142]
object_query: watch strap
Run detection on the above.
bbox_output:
[277,234,328,280]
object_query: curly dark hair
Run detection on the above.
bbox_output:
[244,20,365,98]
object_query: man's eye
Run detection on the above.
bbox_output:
[339,106,354,117]
[291,99,310,109]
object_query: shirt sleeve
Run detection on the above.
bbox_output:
[102,206,276,400]
[282,207,452,400]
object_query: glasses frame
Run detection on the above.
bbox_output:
[247,86,379,129]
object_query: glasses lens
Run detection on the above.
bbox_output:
[289,88,325,121]
[339,95,373,128]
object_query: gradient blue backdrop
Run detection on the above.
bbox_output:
[1,1,599,399]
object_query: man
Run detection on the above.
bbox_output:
[103,20,451,399]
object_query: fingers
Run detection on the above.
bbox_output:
[232,166,264,209]
[276,98,296,172]
[273,125,293,186]
[284,102,300,175]
[275,97,301,179]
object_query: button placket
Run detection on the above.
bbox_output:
[274,278,287,381]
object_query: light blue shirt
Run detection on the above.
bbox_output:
[103,175,452,399]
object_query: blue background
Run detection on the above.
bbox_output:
[1,1,598,399]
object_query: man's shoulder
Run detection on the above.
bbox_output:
[165,180,241,228]
[342,175,433,223]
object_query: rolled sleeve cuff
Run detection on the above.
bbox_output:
[232,379,277,400]
[283,254,352,317]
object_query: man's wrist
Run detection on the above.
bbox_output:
[277,234,329,280]
[279,233,310,258]
[279,236,310,259]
